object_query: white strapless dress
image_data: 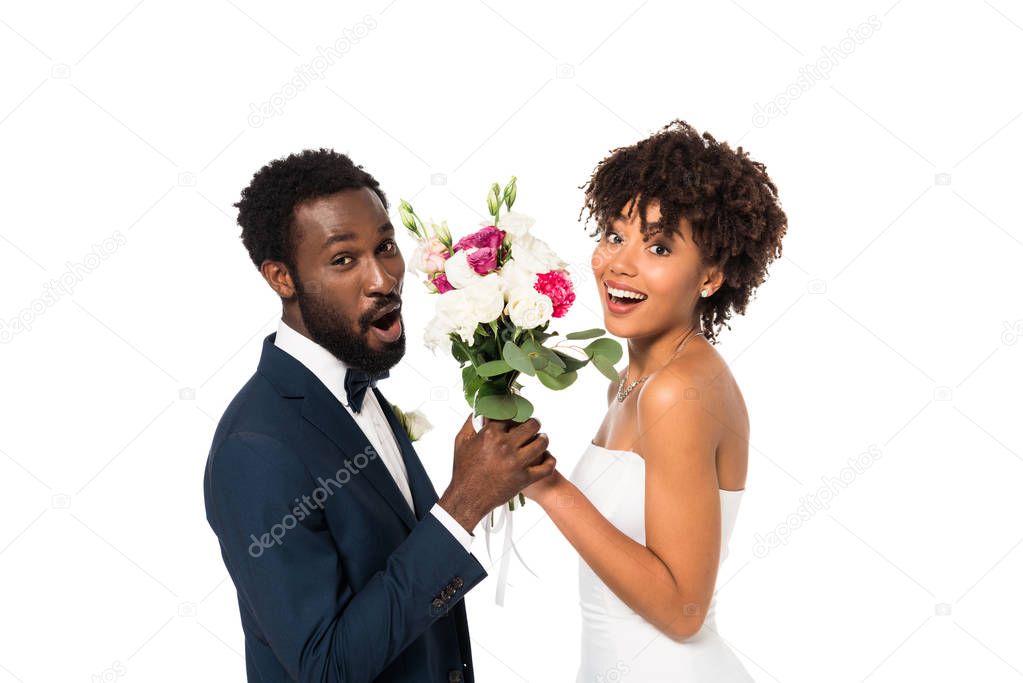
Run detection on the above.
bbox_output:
[570,442,754,682]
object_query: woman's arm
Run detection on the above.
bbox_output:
[527,368,725,641]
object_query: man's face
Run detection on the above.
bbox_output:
[289,187,406,373]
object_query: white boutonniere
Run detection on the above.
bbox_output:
[390,404,433,442]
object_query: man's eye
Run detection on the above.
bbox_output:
[379,240,397,253]
[333,256,353,266]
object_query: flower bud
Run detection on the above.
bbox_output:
[487,183,501,217]
[434,220,453,247]
[398,199,422,238]
[503,176,517,210]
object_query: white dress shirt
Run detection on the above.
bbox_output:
[274,318,474,551]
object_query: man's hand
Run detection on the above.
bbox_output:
[438,414,556,533]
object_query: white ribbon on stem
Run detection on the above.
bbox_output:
[472,413,539,605]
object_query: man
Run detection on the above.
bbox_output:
[203,148,556,682]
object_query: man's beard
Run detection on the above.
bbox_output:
[295,277,405,374]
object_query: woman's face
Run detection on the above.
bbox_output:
[591,198,711,340]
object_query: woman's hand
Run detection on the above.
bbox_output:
[521,462,566,507]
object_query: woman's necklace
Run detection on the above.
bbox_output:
[615,327,705,403]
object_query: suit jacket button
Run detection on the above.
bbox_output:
[432,598,444,610]
[448,671,463,682]
[453,576,464,589]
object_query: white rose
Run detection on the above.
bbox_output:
[505,286,554,329]
[460,273,505,323]
[444,249,482,289]
[498,259,537,300]
[510,233,566,274]
[435,289,478,345]
[424,312,456,352]
[404,409,433,441]
[498,211,535,238]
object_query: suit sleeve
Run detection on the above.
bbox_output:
[204,431,487,683]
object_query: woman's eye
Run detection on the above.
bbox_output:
[649,244,670,256]
[604,231,622,244]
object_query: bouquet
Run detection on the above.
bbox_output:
[399,177,623,443]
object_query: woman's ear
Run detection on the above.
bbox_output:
[699,265,726,298]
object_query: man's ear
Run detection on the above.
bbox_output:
[261,261,297,299]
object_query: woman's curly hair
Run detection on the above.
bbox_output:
[235,148,387,272]
[580,120,787,343]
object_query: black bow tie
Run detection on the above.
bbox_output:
[343,367,389,413]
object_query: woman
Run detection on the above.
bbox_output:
[523,120,788,680]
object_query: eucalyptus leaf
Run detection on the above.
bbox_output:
[565,328,605,340]
[477,380,510,399]
[555,351,588,372]
[585,338,624,364]
[519,339,548,370]
[475,393,517,420]
[477,359,513,377]
[512,395,533,422]
[537,369,578,390]
[538,347,566,369]
[590,353,621,382]
[502,341,536,376]
[463,373,485,407]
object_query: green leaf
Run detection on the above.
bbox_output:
[450,337,468,363]
[462,364,485,406]
[536,369,578,390]
[475,393,517,420]
[520,339,549,371]
[541,361,564,377]
[538,347,566,369]
[477,359,513,377]
[590,353,621,382]
[585,338,624,364]
[463,375,485,408]
[477,380,512,399]
[565,328,605,340]
[502,341,536,376]
[555,351,588,372]
[512,395,533,422]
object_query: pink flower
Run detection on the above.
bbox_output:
[467,247,498,275]
[432,273,454,293]
[534,270,575,318]
[411,237,450,276]
[454,225,505,253]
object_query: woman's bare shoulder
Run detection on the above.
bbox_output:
[637,342,746,427]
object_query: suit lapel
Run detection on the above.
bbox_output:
[301,378,419,532]
[373,387,439,520]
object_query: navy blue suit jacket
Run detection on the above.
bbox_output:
[204,332,488,682]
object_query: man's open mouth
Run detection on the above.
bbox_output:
[369,303,401,331]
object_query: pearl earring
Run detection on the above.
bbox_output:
[700,289,709,298]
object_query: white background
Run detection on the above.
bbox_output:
[1,1,1021,681]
